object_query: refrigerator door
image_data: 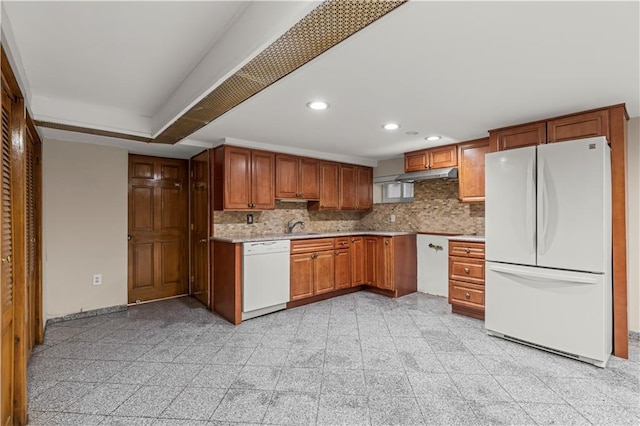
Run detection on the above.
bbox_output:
[485,262,612,366]
[485,146,537,266]
[536,137,611,273]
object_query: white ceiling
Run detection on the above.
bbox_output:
[2,1,639,163]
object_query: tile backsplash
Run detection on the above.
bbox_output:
[360,180,485,235]
[213,180,484,237]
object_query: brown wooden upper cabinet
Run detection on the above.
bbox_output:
[275,155,320,200]
[489,121,546,152]
[404,144,457,172]
[213,146,275,211]
[339,164,373,210]
[457,138,490,203]
[309,161,339,211]
[547,110,609,143]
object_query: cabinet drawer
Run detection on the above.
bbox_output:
[291,238,335,254]
[449,257,485,284]
[449,280,485,309]
[449,241,485,259]
[334,237,350,248]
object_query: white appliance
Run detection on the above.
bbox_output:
[485,136,612,367]
[242,240,290,320]
[417,234,449,297]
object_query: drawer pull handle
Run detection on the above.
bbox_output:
[465,248,471,254]
[1,255,11,263]
[464,267,470,273]
[464,292,471,299]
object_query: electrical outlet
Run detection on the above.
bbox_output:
[390,214,396,223]
[92,274,102,286]
[247,214,254,224]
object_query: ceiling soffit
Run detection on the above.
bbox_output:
[36,0,408,145]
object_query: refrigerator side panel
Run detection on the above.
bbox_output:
[485,147,537,266]
[536,137,611,273]
[485,262,611,365]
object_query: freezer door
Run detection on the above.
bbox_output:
[536,137,611,273]
[485,262,611,365]
[485,146,537,266]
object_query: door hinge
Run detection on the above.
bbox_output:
[191,275,195,283]
[190,170,194,178]
[190,223,195,230]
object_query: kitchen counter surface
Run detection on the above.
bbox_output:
[212,231,414,244]
[448,234,485,242]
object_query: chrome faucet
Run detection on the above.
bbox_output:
[287,219,305,234]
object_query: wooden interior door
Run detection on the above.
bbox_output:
[190,151,210,307]
[1,85,14,426]
[128,155,188,304]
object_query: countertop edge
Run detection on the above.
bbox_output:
[447,235,486,242]
[211,231,415,244]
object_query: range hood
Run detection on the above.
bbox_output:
[396,167,458,182]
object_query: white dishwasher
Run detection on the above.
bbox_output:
[242,240,291,320]
[416,234,449,297]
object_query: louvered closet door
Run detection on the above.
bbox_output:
[25,127,37,356]
[1,87,14,426]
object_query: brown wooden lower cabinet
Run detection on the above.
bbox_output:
[448,240,486,320]
[350,237,364,286]
[313,250,335,294]
[334,248,352,289]
[373,234,418,297]
[364,237,377,285]
[290,252,314,301]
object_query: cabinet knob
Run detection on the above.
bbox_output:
[465,292,471,299]
[465,248,471,254]
[336,251,339,256]
[351,239,356,242]
[385,240,389,245]
[464,267,470,274]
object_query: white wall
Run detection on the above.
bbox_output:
[42,139,128,322]
[627,117,640,333]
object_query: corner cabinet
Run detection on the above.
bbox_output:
[373,234,417,298]
[457,138,490,203]
[212,146,275,211]
[448,240,485,320]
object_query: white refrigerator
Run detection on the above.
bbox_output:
[485,136,612,367]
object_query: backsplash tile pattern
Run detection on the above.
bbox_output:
[360,180,485,235]
[213,180,484,237]
[213,201,364,237]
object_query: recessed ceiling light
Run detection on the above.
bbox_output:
[382,123,400,130]
[425,135,441,141]
[405,131,419,135]
[307,101,329,110]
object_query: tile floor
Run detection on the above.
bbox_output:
[28,292,639,425]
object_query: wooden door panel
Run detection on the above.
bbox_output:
[364,238,377,285]
[356,167,372,210]
[319,162,339,210]
[275,154,298,199]
[490,122,546,152]
[429,145,457,168]
[334,249,351,289]
[351,237,364,286]
[159,186,181,230]
[458,138,490,203]
[291,253,314,300]
[339,164,357,210]
[225,147,251,210]
[131,186,153,230]
[404,150,427,172]
[128,155,188,303]
[1,88,14,426]
[190,151,210,307]
[547,110,609,142]
[132,161,154,179]
[251,150,275,209]
[160,241,182,286]
[314,251,335,294]
[131,243,154,290]
[299,158,320,199]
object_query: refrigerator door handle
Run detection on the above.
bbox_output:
[538,159,550,255]
[487,264,598,285]
[526,156,536,254]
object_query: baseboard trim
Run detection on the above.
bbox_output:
[46,304,127,326]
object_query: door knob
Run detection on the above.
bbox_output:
[127,235,132,241]
[199,239,207,243]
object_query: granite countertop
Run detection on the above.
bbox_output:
[448,234,485,242]
[211,231,414,244]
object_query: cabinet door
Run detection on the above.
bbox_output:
[457,138,490,203]
[489,122,546,152]
[339,164,357,210]
[314,251,335,295]
[251,150,275,210]
[275,154,298,199]
[547,110,609,143]
[377,237,394,290]
[350,237,364,286]
[299,158,320,200]
[355,166,373,210]
[364,237,377,285]
[291,253,314,301]
[404,150,427,172]
[334,249,351,289]
[224,147,252,210]
[428,145,457,169]
[319,162,339,210]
